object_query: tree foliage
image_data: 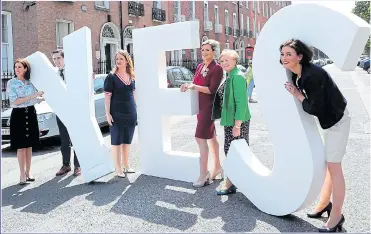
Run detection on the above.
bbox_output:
[353,1,370,54]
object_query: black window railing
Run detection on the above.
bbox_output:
[128,1,144,17]
[152,8,166,22]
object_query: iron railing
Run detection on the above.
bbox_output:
[1,71,13,109]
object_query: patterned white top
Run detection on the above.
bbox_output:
[7,78,38,108]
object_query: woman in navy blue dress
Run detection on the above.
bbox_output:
[104,50,137,178]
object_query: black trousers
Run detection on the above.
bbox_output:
[56,116,80,167]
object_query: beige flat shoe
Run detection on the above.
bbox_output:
[123,167,135,173]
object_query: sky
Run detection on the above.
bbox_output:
[291,0,356,13]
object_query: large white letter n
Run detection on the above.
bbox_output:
[26,27,114,183]
[133,21,200,182]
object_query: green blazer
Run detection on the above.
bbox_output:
[212,66,251,126]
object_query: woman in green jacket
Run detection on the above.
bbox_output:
[212,49,251,195]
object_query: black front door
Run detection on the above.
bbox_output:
[105,44,111,73]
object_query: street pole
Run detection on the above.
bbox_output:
[119,1,124,49]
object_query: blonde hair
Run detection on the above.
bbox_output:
[111,50,135,79]
[202,39,220,58]
[219,49,240,62]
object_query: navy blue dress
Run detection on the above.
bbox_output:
[104,73,137,145]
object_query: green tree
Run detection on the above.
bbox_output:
[352,1,370,55]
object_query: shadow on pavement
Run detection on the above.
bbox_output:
[1,145,60,158]
[110,175,319,232]
[1,126,110,158]
[1,174,129,214]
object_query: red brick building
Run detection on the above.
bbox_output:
[2,1,290,73]
[167,1,290,64]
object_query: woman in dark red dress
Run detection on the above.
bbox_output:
[180,39,223,187]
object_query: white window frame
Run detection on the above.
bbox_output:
[253,18,256,38]
[204,1,209,22]
[172,1,182,62]
[232,13,237,31]
[253,1,256,11]
[190,0,196,20]
[225,43,230,49]
[95,1,109,9]
[153,1,162,9]
[1,11,14,72]
[240,14,244,33]
[262,3,265,17]
[225,9,229,27]
[247,16,250,36]
[173,1,180,22]
[257,1,260,14]
[246,0,249,8]
[214,6,219,25]
[56,19,74,49]
[191,49,197,61]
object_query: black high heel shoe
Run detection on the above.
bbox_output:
[318,215,345,232]
[216,185,237,195]
[307,202,332,218]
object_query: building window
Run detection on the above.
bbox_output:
[1,11,13,72]
[253,1,256,11]
[153,1,161,9]
[56,20,74,49]
[257,1,260,14]
[240,14,244,32]
[172,1,182,62]
[247,17,250,36]
[262,3,265,17]
[253,18,256,38]
[95,1,109,9]
[270,7,273,17]
[232,13,237,31]
[214,6,219,25]
[191,49,197,61]
[224,9,229,27]
[173,1,179,22]
[225,43,229,49]
[204,1,209,22]
[189,0,196,20]
[246,0,249,8]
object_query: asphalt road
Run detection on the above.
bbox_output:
[1,65,369,233]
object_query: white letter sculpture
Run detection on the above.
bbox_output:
[133,21,200,182]
[224,4,370,216]
[26,27,114,183]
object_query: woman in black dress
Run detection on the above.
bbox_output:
[104,50,137,178]
[7,58,44,185]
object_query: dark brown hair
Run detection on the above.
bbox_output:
[14,58,31,80]
[279,39,313,65]
[51,49,64,58]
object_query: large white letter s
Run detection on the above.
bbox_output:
[224,4,370,216]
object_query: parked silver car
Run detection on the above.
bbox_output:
[1,74,109,144]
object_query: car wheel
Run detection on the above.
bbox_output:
[41,137,61,147]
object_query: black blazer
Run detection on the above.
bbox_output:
[293,63,347,129]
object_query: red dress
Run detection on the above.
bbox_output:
[193,60,223,139]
